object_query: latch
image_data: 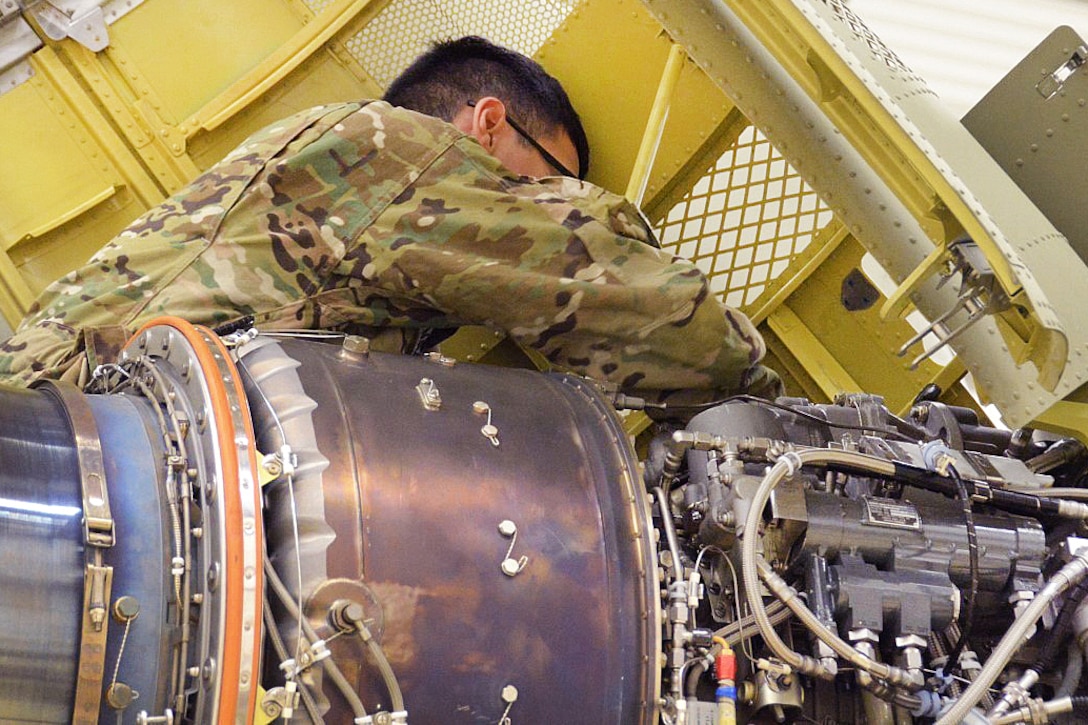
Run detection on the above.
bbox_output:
[1037,44,1088,99]
[24,0,148,53]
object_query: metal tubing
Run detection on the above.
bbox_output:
[625,43,686,206]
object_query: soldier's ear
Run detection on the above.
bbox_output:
[466,96,507,151]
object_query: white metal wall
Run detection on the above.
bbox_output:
[850,0,1088,117]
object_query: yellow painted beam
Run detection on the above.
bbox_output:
[767,304,861,399]
[749,223,850,326]
[190,0,388,134]
[1033,400,1088,444]
[536,0,734,198]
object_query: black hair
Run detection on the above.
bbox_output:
[383,36,590,179]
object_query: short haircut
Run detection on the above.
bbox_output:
[383,36,590,179]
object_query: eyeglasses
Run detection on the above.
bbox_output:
[466,100,581,179]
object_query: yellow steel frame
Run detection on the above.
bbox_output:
[0,0,386,327]
[6,0,1088,442]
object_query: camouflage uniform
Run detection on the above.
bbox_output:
[0,101,779,399]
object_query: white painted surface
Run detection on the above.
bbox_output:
[849,0,1088,116]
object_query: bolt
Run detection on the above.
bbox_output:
[341,335,370,357]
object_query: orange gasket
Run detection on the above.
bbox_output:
[131,316,263,724]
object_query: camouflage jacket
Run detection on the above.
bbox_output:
[0,101,778,398]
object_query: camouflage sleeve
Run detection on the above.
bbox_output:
[347,138,780,397]
[0,103,360,387]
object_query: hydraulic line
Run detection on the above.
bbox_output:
[944,466,980,674]
[888,464,1088,519]
[990,695,1088,724]
[685,602,795,696]
[717,600,792,648]
[263,599,323,722]
[264,559,370,720]
[348,616,406,714]
[990,572,1088,718]
[1058,642,1084,699]
[757,558,923,704]
[936,551,1088,725]
[1009,486,1088,500]
[653,486,684,584]
[740,447,926,694]
[1034,576,1088,674]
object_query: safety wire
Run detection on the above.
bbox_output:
[235,351,372,719]
[130,359,196,712]
[233,355,308,697]
[263,596,322,722]
[108,615,135,701]
[695,546,757,663]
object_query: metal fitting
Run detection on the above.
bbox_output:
[1009,590,1038,641]
[989,670,1039,718]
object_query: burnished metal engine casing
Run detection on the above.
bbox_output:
[241,336,661,723]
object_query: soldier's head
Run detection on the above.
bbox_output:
[383,36,589,181]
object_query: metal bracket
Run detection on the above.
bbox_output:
[416,377,442,410]
[24,0,147,52]
[33,379,115,548]
[894,240,1010,370]
[260,686,299,721]
[73,562,113,723]
[0,2,43,96]
[29,1,108,51]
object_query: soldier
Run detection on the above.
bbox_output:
[0,36,779,404]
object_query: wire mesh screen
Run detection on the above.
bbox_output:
[656,125,833,309]
[305,0,579,88]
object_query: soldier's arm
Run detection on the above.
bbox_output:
[363,160,779,397]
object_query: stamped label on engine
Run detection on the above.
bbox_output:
[861,496,921,531]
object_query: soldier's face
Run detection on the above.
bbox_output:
[502,128,580,179]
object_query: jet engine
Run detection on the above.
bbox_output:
[3,317,1088,724]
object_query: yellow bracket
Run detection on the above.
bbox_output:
[1032,400,1088,443]
[253,686,274,725]
[257,452,279,488]
[0,251,35,325]
[20,186,118,244]
[189,0,384,135]
[623,410,653,438]
[878,243,948,321]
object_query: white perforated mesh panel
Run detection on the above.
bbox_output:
[656,126,833,309]
[332,0,579,88]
